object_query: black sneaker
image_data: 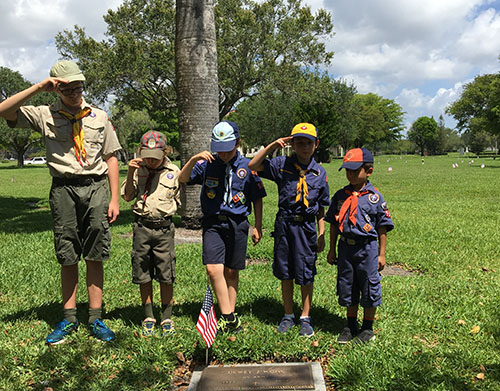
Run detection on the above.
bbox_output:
[337,327,356,344]
[353,329,376,344]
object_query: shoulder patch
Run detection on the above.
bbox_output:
[368,193,380,204]
[236,168,247,179]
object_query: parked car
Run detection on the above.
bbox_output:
[24,157,47,165]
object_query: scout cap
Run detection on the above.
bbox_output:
[339,148,374,171]
[140,131,167,160]
[210,121,239,152]
[50,60,86,82]
[291,123,317,141]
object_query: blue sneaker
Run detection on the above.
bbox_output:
[46,319,79,345]
[90,319,115,342]
[299,317,314,337]
[277,315,295,333]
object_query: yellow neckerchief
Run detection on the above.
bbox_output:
[293,162,310,208]
[58,108,92,167]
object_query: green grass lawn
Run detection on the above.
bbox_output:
[0,154,499,390]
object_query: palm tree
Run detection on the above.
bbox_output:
[175,0,219,228]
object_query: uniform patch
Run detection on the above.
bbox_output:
[167,173,174,179]
[365,214,371,223]
[368,193,380,204]
[205,177,218,188]
[90,112,96,118]
[206,189,216,199]
[381,201,387,209]
[232,192,246,204]
[363,223,373,232]
[236,168,247,179]
[384,209,392,218]
[148,138,156,148]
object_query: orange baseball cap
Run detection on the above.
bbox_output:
[339,148,373,171]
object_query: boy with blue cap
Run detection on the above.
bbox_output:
[179,121,266,332]
[325,148,394,344]
[248,123,330,337]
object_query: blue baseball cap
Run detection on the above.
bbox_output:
[339,148,374,171]
[210,121,240,152]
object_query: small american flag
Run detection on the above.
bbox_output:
[196,286,218,348]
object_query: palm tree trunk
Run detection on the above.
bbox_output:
[175,0,219,228]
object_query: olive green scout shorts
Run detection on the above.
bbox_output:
[50,177,111,265]
[131,221,176,285]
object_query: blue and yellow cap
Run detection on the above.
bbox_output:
[291,123,317,141]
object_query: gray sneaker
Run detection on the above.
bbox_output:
[354,329,376,344]
[277,315,295,333]
[337,327,355,344]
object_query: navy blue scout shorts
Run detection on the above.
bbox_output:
[202,215,250,270]
[336,238,382,308]
[272,216,318,286]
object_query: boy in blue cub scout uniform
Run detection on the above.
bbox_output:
[326,148,394,344]
[248,123,330,337]
[122,131,181,337]
[179,121,266,333]
[0,60,120,345]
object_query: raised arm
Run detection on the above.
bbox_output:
[178,151,215,183]
[248,136,292,172]
[0,77,68,122]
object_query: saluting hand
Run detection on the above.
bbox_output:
[128,157,143,170]
[270,136,293,151]
[38,77,70,93]
[193,151,215,163]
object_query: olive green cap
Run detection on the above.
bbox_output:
[49,60,85,82]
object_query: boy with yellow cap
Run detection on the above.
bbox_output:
[0,60,121,344]
[249,123,330,337]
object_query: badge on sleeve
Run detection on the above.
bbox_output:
[232,192,246,204]
[206,189,216,199]
[167,173,174,179]
[368,193,380,204]
[236,168,247,179]
[205,177,219,188]
[363,223,373,232]
[384,209,392,218]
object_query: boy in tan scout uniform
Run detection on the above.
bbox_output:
[122,131,181,337]
[0,60,121,344]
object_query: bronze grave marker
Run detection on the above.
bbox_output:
[195,363,317,391]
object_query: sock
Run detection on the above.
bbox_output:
[63,308,77,324]
[143,302,154,319]
[299,316,310,320]
[161,303,173,322]
[347,316,358,333]
[361,318,374,331]
[221,313,235,322]
[88,307,102,324]
[284,313,294,319]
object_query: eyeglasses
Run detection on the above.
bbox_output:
[59,86,84,96]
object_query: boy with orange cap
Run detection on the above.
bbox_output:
[326,148,394,344]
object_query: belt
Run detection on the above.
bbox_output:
[279,214,315,223]
[340,236,373,246]
[52,175,106,187]
[134,215,172,229]
[206,214,247,223]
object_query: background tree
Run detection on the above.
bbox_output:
[55,0,334,135]
[408,116,438,156]
[351,93,405,152]
[175,0,219,227]
[446,73,500,138]
[0,67,56,167]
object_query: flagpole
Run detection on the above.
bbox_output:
[206,347,209,366]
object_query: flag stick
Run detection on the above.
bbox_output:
[206,348,209,366]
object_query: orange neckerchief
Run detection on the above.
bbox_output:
[58,108,92,167]
[337,189,370,232]
[293,162,310,208]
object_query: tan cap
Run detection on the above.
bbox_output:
[50,60,86,82]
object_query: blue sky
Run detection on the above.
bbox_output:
[0,0,499,131]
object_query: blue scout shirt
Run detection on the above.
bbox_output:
[325,181,394,239]
[189,151,266,217]
[259,154,330,217]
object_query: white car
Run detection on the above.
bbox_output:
[25,157,47,165]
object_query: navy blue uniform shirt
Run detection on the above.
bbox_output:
[189,151,266,217]
[325,181,394,238]
[259,154,330,216]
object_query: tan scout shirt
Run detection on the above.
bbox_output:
[121,158,181,219]
[10,98,121,178]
